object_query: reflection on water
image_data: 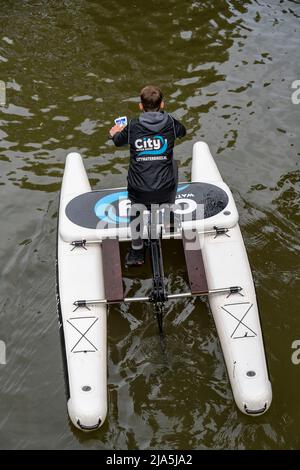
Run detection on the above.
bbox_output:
[0,0,299,450]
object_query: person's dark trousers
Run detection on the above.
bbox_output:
[129,161,179,249]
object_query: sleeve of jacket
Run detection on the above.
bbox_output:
[173,117,186,139]
[112,125,129,147]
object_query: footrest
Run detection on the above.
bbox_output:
[182,231,208,295]
[102,239,124,303]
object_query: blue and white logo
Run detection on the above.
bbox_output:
[94,191,130,224]
[94,185,190,225]
[135,135,167,156]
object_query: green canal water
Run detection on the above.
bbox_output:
[0,0,299,450]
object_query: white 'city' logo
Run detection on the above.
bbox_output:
[135,135,168,156]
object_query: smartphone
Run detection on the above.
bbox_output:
[114,116,128,127]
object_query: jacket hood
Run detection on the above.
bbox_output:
[139,111,169,132]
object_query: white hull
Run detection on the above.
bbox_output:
[192,142,272,414]
[57,153,107,430]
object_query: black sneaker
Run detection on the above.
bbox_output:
[125,247,145,267]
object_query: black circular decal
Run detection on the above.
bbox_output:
[65,182,229,229]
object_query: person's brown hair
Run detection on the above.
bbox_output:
[140,85,163,112]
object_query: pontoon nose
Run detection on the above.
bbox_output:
[235,381,272,416]
[67,399,107,431]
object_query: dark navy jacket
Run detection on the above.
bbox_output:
[112,111,186,204]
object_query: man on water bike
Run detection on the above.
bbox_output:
[109,85,186,266]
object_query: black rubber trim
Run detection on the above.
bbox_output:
[77,418,101,431]
[244,403,267,415]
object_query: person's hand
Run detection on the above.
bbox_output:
[109,124,125,137]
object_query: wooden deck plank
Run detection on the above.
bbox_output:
[182,231,208,295]
[102,239,124,303]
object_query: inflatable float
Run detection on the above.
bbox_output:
[56,142,272,430]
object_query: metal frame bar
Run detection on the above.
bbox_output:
[69,227,229,248]
[73,286,242,308]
